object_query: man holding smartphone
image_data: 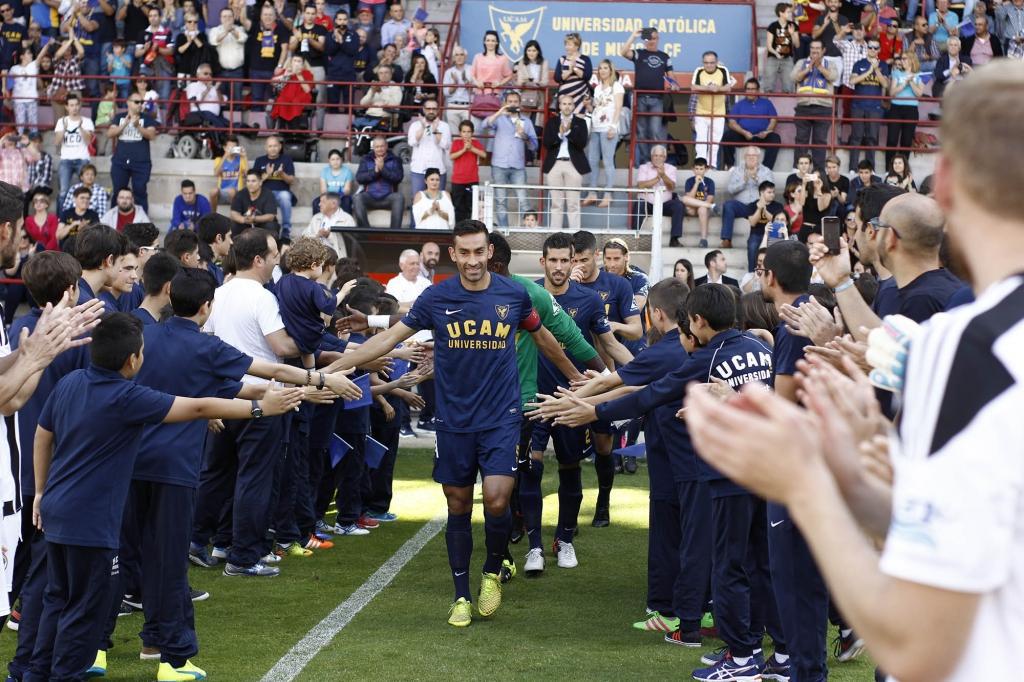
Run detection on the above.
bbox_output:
[620,27,678,167]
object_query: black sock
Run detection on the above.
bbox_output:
[445,512,472,600]
[594,453,615,508]
[556,467,583,543]
[519,459,544,550]
[482,508,511,575]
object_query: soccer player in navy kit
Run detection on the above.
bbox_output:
[29,313,303,682]
[322,220,549,627]
[568,230,640,526]
[524,233,633,574]
[759,239,828,682]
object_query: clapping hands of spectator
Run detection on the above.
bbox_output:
[780,297,845,346]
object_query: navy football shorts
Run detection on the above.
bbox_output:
[529,418,595,465]
[433,421,521,487]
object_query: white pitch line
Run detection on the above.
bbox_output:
[261,512,446,682]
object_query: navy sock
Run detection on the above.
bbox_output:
[557,467,583,543]
[445,512,472,600]
[519,459,544,550]
[594,453,615,508]
[482,508,512,575]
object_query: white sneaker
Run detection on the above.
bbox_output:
[556,541,578,569]
[334,523,370,536]
[261,552,282,564]
[524,547,545,576]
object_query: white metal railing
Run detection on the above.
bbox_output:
[474,183,666,284]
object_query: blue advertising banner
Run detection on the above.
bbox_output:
[459,0,754,78]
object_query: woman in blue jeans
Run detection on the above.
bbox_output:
[583,60,624,208]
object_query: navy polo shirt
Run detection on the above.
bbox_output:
[336,332,370,435]
[77,276,120,312]
[207,261,224,286]
[10,310,90,494]
[277,273,337,355]
[616,329,688,500]
[120,282,145,312]
[728,97,777,135]
[131,307,157,325]
[772,295,812,380]
[133,317,252,488]
[37,366,175,548]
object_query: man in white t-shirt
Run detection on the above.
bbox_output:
[407,101,452,198]
[53,93,94,209]
[193,228,302,577]
[683,63,1024,682]
[184,64,231,130]
[384,249,431,313]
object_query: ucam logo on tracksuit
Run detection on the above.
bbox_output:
[710,348,774,387]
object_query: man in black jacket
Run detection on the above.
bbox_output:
[695,249,739,287]
[543,94,590,230]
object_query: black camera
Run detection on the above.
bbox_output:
[508,106,520,113]
[641,27,655,40]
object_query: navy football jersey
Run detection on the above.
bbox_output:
[581,269,642,356]
[772,294,813,382]
[535,280,610,392]
[401,274,540,433]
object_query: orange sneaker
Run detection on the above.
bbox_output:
[305,534,334,550]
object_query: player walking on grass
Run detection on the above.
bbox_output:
[323,220,553,627]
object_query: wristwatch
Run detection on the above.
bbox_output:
[250,399,264,419]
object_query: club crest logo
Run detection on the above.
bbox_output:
[489,5,545,61]
[495,304,510,320]
[567,308,579,318]
[599,291,609,301]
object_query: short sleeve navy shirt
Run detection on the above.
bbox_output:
[38,367,175,548]
[276,273,337,355]
[535,281,610,392]
[401,274,539,432]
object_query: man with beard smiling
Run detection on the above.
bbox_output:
[419,241,440,281]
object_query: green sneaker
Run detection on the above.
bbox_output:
[277,542,313,558]
[447,597,472,627]
[701,611,717,636]
[632,612,680,632]
[500,557,517,584]
[477,572,502,617]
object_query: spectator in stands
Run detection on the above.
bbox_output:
[542,93,590,231]
[48,37,86,119]
[783,178,807,234]
[290,3,329,125]
[787,153,831,230]
[961,15,1002,66]
[886,52,924,167]
[469,30,513,129]
[904,15,940,72]
[420,241,439,280]
[721,146,775,248]
[353,6,379,53]
[355,63,401,127]
[766,3,800,92]
[885,153,918,192]
[422,26,442,81]
[408,100,451,197]
[132,76,162,123]
[791,39,837,171]
[324,9,358,109]
[379,3,409,54]
[54,93,94,209]
[633,144,691,247]
[136,5,174,105]
[879,17,904,65]
[928,0,958,52]
[370,42,404,82]
[185,63,232,130]
[319,148,355,214]
[8,48,40,134]
[932,36,971,97]
[230,169,282,235]
[102,187,151,231]
[401,53,438,113]
[695,250,739,286]
[813,0,849,57]
[583,59,624,208]
[61,163,108,215]
[58,186,97,250]
[673,258,696,289]
[834,23,869,117]
[353,136,404,229]
[847,38,889,170]
[0,132,38,191]
[107,92,158,212]
[209,8,247,115]
[513,40,548,126]
[823,155,849,214]
[554,32,592,115]
[253,135,296,240]
[683,157,717,248]
[305,190,354,256]
[270,54,316,131]
[174,13,208,77]
[484,91,536,228]
[849,158,882,208]
[620,27,677,167]
[449,120,484,223]
[26,132,52,204]
[691,50,732,168]
[411,167,454,230]
[1000,2,1024,57]
[212,137,247,213]
[243,4,292,114]
[26,192,59,251]
[720,78,782,169]
[170,180,212,231]
[105,39,132,101]
[442,45,472,132]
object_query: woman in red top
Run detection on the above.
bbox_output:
[25,192,59,250]
[448,119,486,223]
[783,179,806,235]
[271,55,315,130]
